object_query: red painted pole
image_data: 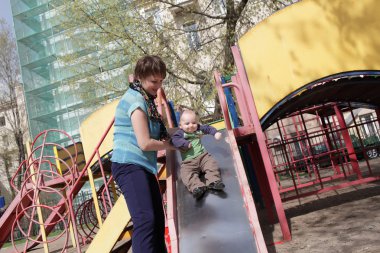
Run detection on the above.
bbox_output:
[318,113,341,174]
[231,46,291,241]
[333,105,362,178]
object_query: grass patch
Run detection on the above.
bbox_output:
[2,229,65,249]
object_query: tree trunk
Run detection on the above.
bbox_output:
[14,131,25,190]
[2,155,16,199]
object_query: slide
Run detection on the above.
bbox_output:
[86,195,132,253]
[169,131,266,253]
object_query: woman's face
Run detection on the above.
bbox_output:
[140,75,164,96]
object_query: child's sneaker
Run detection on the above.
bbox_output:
[192,186,207,199]
[208,180,225,190]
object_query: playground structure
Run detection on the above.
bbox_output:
[1,0,380,252]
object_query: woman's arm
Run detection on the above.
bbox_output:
[131,108,174,151]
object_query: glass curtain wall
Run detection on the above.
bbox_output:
[10,0,126,146]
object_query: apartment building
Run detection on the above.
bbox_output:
[0,80,28,205]
[0,102,20,205]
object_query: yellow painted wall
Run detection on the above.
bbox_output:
[80,100,119,167]
[238,0,380,119]
[210,120,226,130]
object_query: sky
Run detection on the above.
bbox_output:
[0,0,14,27]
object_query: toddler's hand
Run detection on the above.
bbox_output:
[188,143,192,148]
[214,132,222,140]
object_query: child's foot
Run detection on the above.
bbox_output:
[192,186,207,199]
[208,180,225,190]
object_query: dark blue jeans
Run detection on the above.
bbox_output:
[111,162,167,253]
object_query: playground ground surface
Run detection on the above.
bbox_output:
[263,159,380,253]
[1,161,380,253]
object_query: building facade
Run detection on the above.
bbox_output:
[0,80,29,205]
[0,102,17,205]
[10,0,122,145]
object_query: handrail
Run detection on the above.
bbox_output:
[222,80,252,127]
[67,118,115,252]
[214,71,233,130]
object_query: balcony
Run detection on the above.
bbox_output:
[170,0,197,15]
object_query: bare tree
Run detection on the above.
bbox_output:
[0,19,28,196]
[59,0,296,117]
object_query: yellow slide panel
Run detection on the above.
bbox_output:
[86,196,131,253]
[80,100,119,167]
[238,0,380,119]
[210,120,226,131]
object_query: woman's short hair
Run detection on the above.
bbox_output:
[134,55,167,81]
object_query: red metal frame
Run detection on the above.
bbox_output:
[266,102,380,200]
[214,71,268,253]
[228,45,291,241]
[214,45,380,244]
[1,129,80,252]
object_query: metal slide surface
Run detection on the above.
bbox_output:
[175,131,258,253]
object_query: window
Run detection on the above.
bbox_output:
[0,116,5,127]
[2,135,8,146]
[360,113,376,138]
[183,23,201,50]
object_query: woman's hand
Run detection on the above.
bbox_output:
[163,139,177,151]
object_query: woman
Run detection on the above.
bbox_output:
[111,55,174,253]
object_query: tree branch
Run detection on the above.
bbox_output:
[158,0,226,20]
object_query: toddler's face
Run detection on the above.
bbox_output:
[180,113,198,133]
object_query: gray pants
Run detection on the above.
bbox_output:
[180,152,221,192]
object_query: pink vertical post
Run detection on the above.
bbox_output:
[333,105,362,178]
[319,115,341,174]
[347,103,373,175]
[327,113,350,177]
[299,113,324,187]
[156,89,163,116]
[276,120,300,198]
[165,150,178,253]
[231,75,252,126]
[293,115,314,177]
[317,110,341,174]
[248,142,275,223]
[231,46,291,241]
